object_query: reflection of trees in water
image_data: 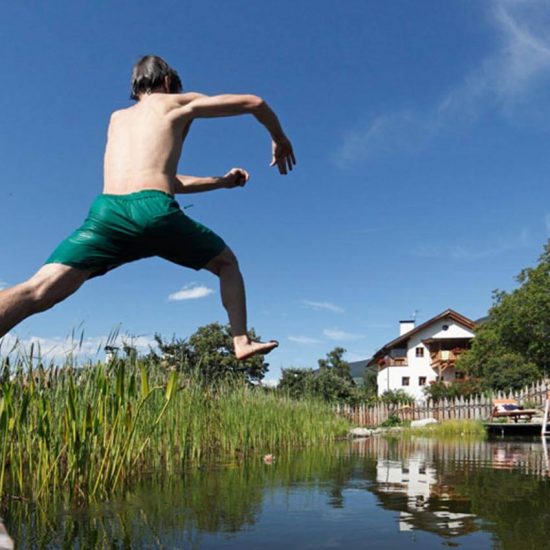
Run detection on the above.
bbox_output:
[5,438,550,548]
[5,446,353,548]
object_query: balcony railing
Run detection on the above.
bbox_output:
[431,349,464,363]
[378,357,408,367]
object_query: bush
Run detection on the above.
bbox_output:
[380,414,402,427]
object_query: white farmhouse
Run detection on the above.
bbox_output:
[368,309,476,401]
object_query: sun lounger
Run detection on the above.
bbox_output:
[491,399,538,423]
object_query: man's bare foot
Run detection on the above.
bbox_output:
[234,336,279,361]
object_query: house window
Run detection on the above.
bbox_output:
[419,376,427,386]
[402,377,410,386]
[415,347,424,358]
[442,324,449,331]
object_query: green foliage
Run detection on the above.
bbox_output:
[362,366,378,397]
[278,368,314,399]
[458,240,550,391]
[150,323,269,384]
[279,348,370,404]
[422,379,484,401]
[381,389,414,407]
[309,367,357,403]
[380,414,401,427]
[318,347,352,380]
[401,419,486,438]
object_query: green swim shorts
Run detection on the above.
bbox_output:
[45,190,226,278]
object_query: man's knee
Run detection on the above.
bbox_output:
[25,278,62,312]
[205,247,239,275]
[26,265,88,311]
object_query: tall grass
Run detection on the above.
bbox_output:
[0,351,349,502]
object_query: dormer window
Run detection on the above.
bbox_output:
[415,347,424,358]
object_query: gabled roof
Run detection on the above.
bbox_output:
[369,309,476,364]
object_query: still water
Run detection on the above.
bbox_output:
[5,436,550,549]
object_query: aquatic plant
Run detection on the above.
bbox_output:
[0,349,349,502]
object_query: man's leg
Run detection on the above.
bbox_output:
[0,264,90,338]
[204,247,278,360]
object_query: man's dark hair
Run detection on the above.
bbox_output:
[130,55,182,100]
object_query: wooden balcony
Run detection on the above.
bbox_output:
[378,357,408,368]
[430,349,465,375]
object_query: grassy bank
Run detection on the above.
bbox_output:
[399,419,486,438]
[0,355,349,502]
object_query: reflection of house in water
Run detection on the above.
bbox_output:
[354,437,479,538]
[376,456,476,537]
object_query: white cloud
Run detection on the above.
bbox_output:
[168,283,214,301]
[410,228,530,262]
[262,379,279,388]
[336,0,550,165]
[0,332,158,362]
[301,300,344,314]
[323,329,365,341]
[0,280,7,290]
[288,335,323,345]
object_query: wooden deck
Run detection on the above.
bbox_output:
[485,422,550,437]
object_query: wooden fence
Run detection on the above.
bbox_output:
[335,379,550,426]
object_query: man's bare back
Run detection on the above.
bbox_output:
[104,90,294,196]
[104,94,189,195]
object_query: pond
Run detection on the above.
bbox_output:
[4,435,550,548]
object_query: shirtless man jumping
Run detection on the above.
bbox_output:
[0,55,296,360]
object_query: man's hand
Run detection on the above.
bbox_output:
[222,168,249,189]
[270,136,296,175]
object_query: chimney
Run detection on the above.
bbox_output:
[399,320,415,336]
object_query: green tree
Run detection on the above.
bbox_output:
[313,347,359,403]
[422,379,484,401]
[278,368,315,398]
[279,348,362,403]
[380,389,414,408]
[457,240,550,390]
[309,368,358,403]
[317,347,353,382]
[362,366,378,398]
[151,323,270,384]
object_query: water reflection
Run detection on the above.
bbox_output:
[5,437,550,549]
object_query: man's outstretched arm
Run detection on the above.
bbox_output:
[175,93,296,175]
[173,168,249,194]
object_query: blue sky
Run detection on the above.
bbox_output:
[2,0,550,382]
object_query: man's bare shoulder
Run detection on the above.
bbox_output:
[165,92,207,118]
[109,105,135,121]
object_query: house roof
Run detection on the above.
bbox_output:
[368,309,476,364]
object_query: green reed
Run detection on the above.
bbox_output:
[0,351,349,502]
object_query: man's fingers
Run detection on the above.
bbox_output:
[290,150,297,165]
